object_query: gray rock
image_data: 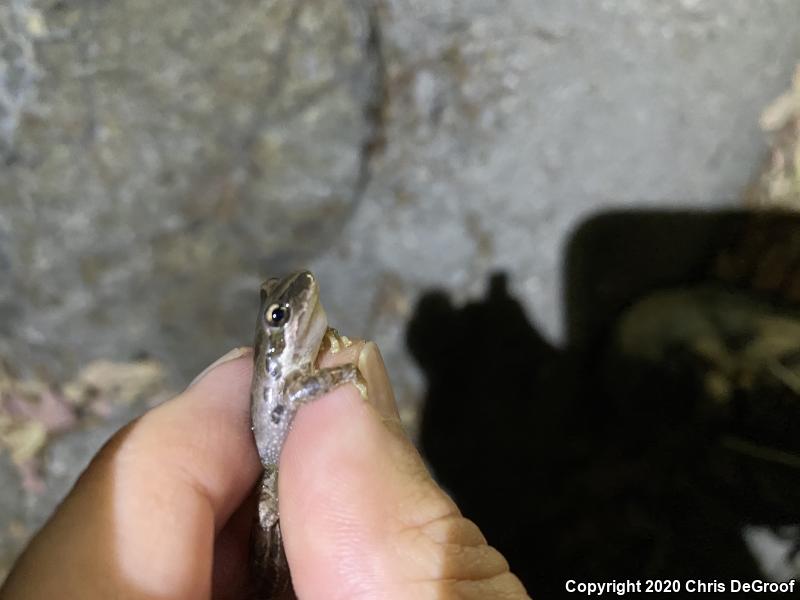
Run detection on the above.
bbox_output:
[311,0,800,410]
[0,0,383,382]
[2,0,800,397]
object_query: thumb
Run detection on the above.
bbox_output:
[279,342,530,600]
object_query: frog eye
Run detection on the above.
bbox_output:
[266,303,290,327]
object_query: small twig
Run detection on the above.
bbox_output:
[721,435,800,469]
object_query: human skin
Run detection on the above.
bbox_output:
[0,341,530,600]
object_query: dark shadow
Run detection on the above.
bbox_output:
[408,210,800,598]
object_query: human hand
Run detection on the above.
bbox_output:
[0,342,530,599]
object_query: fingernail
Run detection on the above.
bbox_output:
[188,347,252,388]
[357,342,400,421]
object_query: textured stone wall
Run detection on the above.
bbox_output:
[0,0,383,382]
[2,0,800,389]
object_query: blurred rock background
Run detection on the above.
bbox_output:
[1,0,800,583]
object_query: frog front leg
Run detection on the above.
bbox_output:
[259,365,360,528]
[322,327,353,354]
[285,364,360,407]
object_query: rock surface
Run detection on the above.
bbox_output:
[0,0,383,381]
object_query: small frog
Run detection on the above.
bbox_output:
[250,271,358,599]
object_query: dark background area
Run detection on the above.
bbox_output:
[410,211,800,596]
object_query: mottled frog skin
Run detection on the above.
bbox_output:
[250,271,357,599]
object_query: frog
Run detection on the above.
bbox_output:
[249,271,359,599]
